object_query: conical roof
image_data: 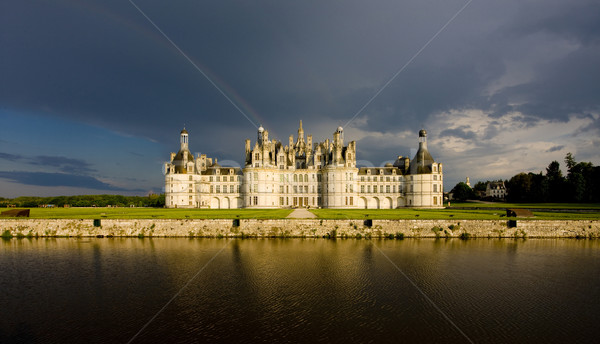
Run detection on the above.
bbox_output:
[409,145,435,174]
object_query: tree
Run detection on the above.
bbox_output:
[545,161,565,202]
[506,173,532,202]
[473,181,487,192]
[451,182,475,201]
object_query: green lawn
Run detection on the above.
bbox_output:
[309,208,600,220]
[3,208,293,219]
[2,205,599,220]
[447,202,600,209]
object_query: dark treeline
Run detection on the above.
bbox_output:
[0,193,165,208]
[506,153,600,203]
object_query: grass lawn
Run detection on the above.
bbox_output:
[447,202,600,209]
[2,205,599,220]
[4,208,293,219]
[309,208,600,220]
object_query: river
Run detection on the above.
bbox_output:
[1,238,599,343]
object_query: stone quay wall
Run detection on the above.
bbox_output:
[1,219,599,239]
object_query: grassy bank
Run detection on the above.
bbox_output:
[4,208,293,219]
[447,202,600,209]
[309,208,600,220]
[1,204,599,220]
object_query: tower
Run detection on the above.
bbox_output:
[180,128,189,151]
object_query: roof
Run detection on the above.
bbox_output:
[408,146,435,174]
[181,128,188,134]
[358,167,401,175]
[172,148,194,173]
[506,209,534,217]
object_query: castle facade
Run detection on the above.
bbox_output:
[164,122,443,209]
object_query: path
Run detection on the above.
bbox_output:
[286,208,317,218]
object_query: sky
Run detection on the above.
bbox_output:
[1,0,599,197]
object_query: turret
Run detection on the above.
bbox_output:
[180,128,189,151]
[258,125,264,143]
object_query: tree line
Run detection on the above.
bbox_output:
[450,153,599,203]
[506,153,600,203]
[0,193,165,208]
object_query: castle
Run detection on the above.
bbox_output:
[164,122,443,209]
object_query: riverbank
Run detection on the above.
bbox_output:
[1,219,599,238]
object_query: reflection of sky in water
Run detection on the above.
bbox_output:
[1,238,599,343]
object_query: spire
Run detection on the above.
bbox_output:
[297,120,305,144]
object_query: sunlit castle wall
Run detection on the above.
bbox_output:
[164,123,443,209]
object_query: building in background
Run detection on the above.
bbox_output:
[164,122,443,209]
[486,181,507,200]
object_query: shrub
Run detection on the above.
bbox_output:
[395,232,404,240]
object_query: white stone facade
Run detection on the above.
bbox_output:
[164,123,443,209]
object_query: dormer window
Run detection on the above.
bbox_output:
[229,169,234,175]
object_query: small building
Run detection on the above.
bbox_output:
[486,181,507,199]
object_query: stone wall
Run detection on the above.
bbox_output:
[1,219,599,238]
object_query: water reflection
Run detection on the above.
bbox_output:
[0,238,599,343]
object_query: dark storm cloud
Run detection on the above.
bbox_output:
[1,0,599,174]
[0,171,137,191]
[0,152,24,162]
[30,156,96,175]
[440,127,477,140]
[0,152,96,175]
[547,145,565,153]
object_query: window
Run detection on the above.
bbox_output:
[255,153,259,160]
[304,186,308,193]
[350,197,353,205]
[230,176,234,181]
[434,196,438,205]
[434,175,437,181]
[294,174,298,182]
[280,197,284,206]
[254,172,258,180]
[349,184,353,192]
[367,185,371,193]
[294,186,298,193]
[209,176,213,182]
[189,176,193,181]
[380,185,384,193]
[253,196,258,205]
[386,185,390,193]
[210,186,213,193]
[380,176,384,182]
[361,185,365,193]
[386,177,390,182]
[230,185,234,193]
[280,185,284,193]
[216,185,220,193]
[433,184,438,192]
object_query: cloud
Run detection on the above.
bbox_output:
[30,155,96,174]
[0,171,141,191]
[0,152,24,162]
[547,145,565,153]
